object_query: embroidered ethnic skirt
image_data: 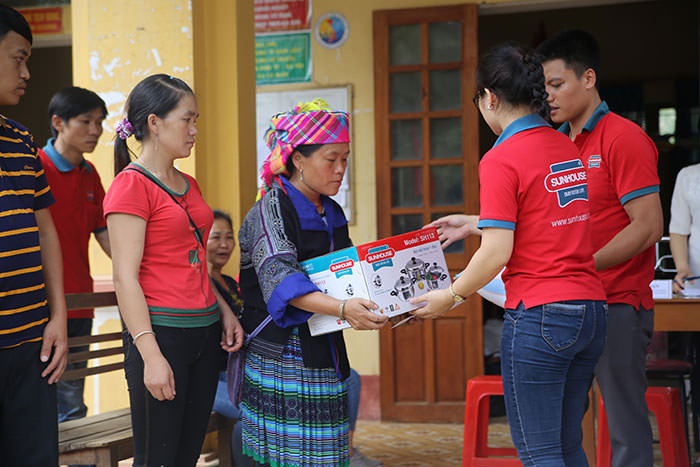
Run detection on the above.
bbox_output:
[240,328,349,467]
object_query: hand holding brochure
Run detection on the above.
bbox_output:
[301,227,451,336]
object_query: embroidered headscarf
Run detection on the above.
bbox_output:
[258,98,349,198]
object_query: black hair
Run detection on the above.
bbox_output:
[536,29,601,85]
[48,87,107,137]
[0,5,32,45]
[212,209,233,230]
[475,43,549,118]
[283,143,324,178]
[114,74,194,175]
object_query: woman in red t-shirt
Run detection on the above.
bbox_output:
[411,45,607,466]
[103,74,244,467]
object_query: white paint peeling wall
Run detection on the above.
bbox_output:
[80,0,196,179]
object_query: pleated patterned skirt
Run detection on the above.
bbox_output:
[240,328,349,467]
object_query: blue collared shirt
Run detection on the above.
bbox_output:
[279,176,347,247]
[493,113,551,148]
[42,138,92,173]
[557,101,610,137]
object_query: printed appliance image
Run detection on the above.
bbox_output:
[389,258,448,300]
[356,229,450,318]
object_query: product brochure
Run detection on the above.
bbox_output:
[301,227,451,336]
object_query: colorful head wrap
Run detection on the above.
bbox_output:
[259,98,349,197]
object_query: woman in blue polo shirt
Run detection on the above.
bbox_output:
[412,44,607,466]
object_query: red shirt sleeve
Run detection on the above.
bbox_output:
[103,170,151,220]
[607,125,660,205]
[478,152,519,230]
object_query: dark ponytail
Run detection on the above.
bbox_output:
[113,134,132,176]
[114,74,194,175]
[522,50,549,117]
[475,43,550,118]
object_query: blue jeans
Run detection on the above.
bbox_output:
[57,318,93,423]
[213,371,244,467]
[346,368,361,431]
[501,300,607,466]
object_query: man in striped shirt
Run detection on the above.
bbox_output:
[0,6,68,466]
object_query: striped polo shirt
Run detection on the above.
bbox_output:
[0,115,55,349]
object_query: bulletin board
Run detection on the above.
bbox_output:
[255,85,354,222]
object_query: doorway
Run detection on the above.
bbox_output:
[0,44,72,146]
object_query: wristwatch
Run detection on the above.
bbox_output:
[448,284,465,304]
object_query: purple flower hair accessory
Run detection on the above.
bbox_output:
[115,118,134,140]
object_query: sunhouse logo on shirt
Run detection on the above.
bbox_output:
[544,159,588,207]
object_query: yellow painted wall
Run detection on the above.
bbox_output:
[72,0,196,281]
[192,0,257,276]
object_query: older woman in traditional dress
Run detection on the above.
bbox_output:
[237,99,388,466]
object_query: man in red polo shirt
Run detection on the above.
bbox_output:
[38,87,111,424]
[537,30,663,467]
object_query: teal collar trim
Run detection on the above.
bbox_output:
[493,114,551,148]
[42,138,92,173]
[557,101,610,136]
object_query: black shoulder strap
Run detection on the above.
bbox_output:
[124,166,204,247]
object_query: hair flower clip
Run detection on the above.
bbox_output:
[115,118,133,140]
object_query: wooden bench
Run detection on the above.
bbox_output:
[58,292,233,467]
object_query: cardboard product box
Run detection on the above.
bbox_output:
[302,247,371,336]
[303,227,451,336]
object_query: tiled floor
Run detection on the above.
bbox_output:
[353,420,464,466]
[111,413,688,466]
[353,415,673,466]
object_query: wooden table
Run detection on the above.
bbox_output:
[654,298,700,331]
[583,297,700,464]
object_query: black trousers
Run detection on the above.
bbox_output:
[0,341,57,467]
[123,322,224,467]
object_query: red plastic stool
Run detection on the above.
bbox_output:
[596,386,689,467]
[462,375,519,466]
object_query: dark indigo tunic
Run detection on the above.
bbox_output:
[238,177,351,379]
